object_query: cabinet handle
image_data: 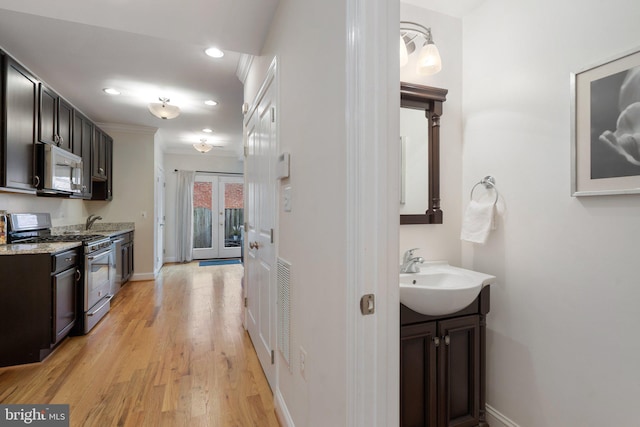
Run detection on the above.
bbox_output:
[444,335,450,346]
[433,337,440,347]
[34,175,40,187]
[75,269,81,282]
[64,257,73,262]
[54,134,59,144]
[99,168,104,174]
[59,136,64,144]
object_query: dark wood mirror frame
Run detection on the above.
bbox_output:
[400,82,448,225]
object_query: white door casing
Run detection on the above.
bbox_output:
[155,167,165,274]
[244,59,278,390]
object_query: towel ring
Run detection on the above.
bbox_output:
[470,176,499,204]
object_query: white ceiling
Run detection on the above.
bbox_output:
[401,0,485,18]
[0,0,279,156]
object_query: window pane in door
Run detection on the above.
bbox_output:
[193,182,212,249]
[223,183,244,249]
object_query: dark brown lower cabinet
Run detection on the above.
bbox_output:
[401,286,490,427]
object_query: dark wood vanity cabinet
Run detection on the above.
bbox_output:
[38,83,74,152]
[401,286,490,427]
[1,54,38,192]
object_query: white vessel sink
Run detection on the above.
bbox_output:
[400,261,495,316]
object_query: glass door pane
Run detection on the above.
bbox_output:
[222,182,244,249]
[193,181,213,249]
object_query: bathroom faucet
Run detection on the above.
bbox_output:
[400,248,425,273]
[85,214,103,230]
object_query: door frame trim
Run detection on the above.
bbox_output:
[345,0,399,425]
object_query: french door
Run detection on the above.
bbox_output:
[192,174,243,260]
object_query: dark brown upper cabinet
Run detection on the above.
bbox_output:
[90,126,112,200]
[400,82,448,225]
[1,54,38,192]
[38,83,73,152]
[72,110,93,199]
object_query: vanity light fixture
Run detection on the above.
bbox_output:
[400,21,442,76]
[205,47,224,58]
[148,97,181,120]
[193,138,213,153]
[103,88,120,95]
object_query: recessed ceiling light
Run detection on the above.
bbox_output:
[205,47,224,58]
[103,88,120,95]
[202,128,213,133]
[204,100,218,106]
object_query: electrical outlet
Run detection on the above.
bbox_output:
[300,346,307,380]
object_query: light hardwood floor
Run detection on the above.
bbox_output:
[0,262,280,427]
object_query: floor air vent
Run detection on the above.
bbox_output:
[277,257,291,366]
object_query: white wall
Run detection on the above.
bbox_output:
[90,124,157,280]
[0,192,85,225]
[399,4,463,265]
[162,152,243,262]
[462,1,640,425]
[246,1,349,425]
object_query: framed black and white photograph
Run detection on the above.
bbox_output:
[571,47,640,196]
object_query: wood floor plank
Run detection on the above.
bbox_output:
[0,262,280,427]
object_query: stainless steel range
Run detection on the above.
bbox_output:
[7,213,115,334]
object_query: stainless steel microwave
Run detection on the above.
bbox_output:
[36,144,83,195]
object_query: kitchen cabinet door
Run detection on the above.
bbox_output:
[72,111,93,198]
[105,135,113,200]
[57,98,73,152]
[38,84,57,145]
[38,84,73,151]
[92,127,107,180]
[52,266,77,344]
[2,56,37,192]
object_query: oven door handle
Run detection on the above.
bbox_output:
[87,295,113,316]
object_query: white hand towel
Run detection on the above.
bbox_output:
[460,200,496,244]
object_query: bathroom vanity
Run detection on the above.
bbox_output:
[400,286,490,427]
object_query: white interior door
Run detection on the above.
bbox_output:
[244,63,277,390]
[192,174,243,260]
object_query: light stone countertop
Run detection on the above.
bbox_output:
[0,241,82,256]
[0,222,135,256]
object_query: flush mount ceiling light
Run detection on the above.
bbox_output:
[103,88,120,95]
[205,47,224,58]
[204,100,218,106]
[202,128,213,133]
[400,21,442,76]
[148,97,181,120]
[193,138,213,153]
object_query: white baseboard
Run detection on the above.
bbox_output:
[486,404,520,427]
[130,272,156,281]
[274,388,294,427]
[164,256,177,263]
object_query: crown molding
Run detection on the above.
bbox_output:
[95,122,158,135]
[236,53,255,84]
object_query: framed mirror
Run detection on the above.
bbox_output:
[400,82,448,225]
